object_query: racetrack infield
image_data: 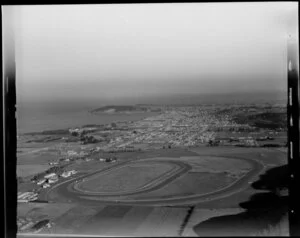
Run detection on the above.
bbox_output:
[75,161,180,194]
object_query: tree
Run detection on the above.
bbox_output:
[71,131,79,136]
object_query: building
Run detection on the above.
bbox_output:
[37,179,46,185]
[27,194,38,201]
[18,192,32,200]
[70,170,77,175]
[42,183,50,188]
[44,173,57,179]
[48,177,58,184]
[61,171,71,178]
[18,192,38,202]
[61,170,77,178]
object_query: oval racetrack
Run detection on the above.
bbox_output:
[45,156,264,206]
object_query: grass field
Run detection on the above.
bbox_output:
[18,203,75,221]
[78,162,176,193]
[136,172,235,199]
[17,151,58,165]
[52,205,102,234]
[67,160,112,172]
[71,205,188,236]
[17,164,51,177]
[17,146,288,236]
[190,147,286,166]
[179,156,251,174]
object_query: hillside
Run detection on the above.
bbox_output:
[90,105,148,113]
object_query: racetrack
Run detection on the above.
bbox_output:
[44,155,265,206]
[73,160,191,196]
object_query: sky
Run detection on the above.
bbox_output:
[8,2,298,103]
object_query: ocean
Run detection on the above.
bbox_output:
[16,100,158,135]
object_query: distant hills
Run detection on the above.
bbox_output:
[90,105,147,113]
[90,105,163,113]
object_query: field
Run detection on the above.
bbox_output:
[66,160,112,172]
[136,172,236,198]
[53,205,188,236]
[17,164,51,177]
[168,156,251,174]
[77,162,176,193]
[16,140,288,236]
[18,202,75,221]
[17,149,58,165]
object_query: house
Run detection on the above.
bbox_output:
[18,199,29,203]
[37,179,46,185]
[48,177,58,184]
[42,183,50,188]
[67,150,77,156]
[70,170,77,175]
[105,157,117,163]
[18,192,38,202]
[18,192,32,200]
[61,171,71,178]
[44,173,57,179]
[27,194,38,201]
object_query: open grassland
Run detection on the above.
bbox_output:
[17,164,51,177]
[136,172,235,199]
[130,207,186,237]
[190,147,287,166]
[17,146,288,236]
[17,150,58,165]
[18,182,40,193]
[140,148,199,158]
[18,202,75,221]
[177,156,251,174]
[78,162,175,193]
[52,205,103,234]
[66,160,112,172]
[69,205,188,236]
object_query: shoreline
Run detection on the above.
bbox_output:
[18,111,161,136]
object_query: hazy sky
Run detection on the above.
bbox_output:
[11,3,298,103]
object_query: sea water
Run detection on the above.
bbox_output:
[16,100,158,134]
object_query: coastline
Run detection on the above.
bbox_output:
[17,111,160,136]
